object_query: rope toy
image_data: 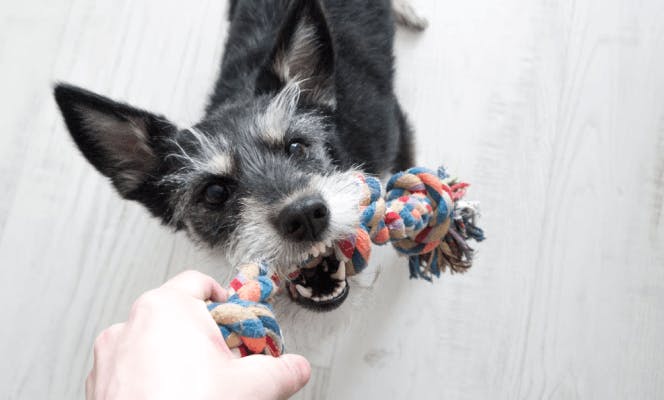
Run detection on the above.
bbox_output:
[288,166,484,308]
[208,166,484,356]
[207,262,284,357]
[341,166,484,279]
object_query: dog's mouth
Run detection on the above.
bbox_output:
[285,240,350,311]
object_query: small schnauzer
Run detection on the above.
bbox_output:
[54,0,425,310]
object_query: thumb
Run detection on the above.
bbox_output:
[237,354,311,399]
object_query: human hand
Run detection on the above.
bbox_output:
[87,270,311,400]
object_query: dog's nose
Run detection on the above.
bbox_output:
[278,195,329,242]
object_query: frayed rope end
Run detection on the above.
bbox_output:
[408,166,485,280]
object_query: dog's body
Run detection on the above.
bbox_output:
[54,0,423,309]
[214,0,413,174]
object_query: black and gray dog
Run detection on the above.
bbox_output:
[54,0,425,310]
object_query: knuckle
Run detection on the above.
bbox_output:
[180,269,199,277]
[93,329,111,351]
[131,289,162,313]
[179,269,207,282]
[86,371,94,389]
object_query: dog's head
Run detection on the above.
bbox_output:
[54,0,360,310]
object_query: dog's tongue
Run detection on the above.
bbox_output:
[287,252,349,311]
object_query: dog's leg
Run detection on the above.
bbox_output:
[392,0,429,31]
[227,0,238,21]
[393,103,416,172]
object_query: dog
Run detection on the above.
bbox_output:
[54,0,426,310]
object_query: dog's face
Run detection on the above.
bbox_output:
[54,0,360,309]
[162,88,361,275]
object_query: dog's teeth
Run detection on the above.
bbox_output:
[332,281,347,297]
[333,281,345,295]
[310,246,320,257]
[318,242,327,253]
[331,261,346,280]
[328,283,345,300]
[295,284,313,298]
[312,294,329,302]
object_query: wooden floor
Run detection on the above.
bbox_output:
[1,0,663,398]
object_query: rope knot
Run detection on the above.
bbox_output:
[208,262,284,357]
[345,166,484,280]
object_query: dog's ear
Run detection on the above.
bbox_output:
[257,0,335,107]
[54,83,177,197]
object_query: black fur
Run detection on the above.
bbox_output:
[210,0,413,173]
[54,0,416,308]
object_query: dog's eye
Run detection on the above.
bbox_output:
[204,183,229,206]
[287,140,308,158]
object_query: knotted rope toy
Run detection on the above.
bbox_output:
[209,166,484,356]
[287,166,485,308]
[345,166,484,277]
[207,261,284,356]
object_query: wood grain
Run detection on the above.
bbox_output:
[1,0,663,398]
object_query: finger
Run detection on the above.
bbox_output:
[161,270,227,302]
[238,354,311,399]
[208,328,235,358]
[93,323,125,361]
[88,323,126,399]
[85,368,95,400]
